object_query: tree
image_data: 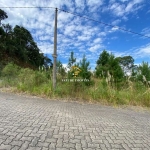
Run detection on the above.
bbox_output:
[117,56,134,76]
[108,54,124,81]
[95,50,124,81]
[0,9,8,25]
[96,50,110,66]
[67,51,76,78]
[0,24,15,62]
[12,25,52,68]
[0,11,52,69]
[68,51,76,69]
[77,54,91,80]
[95,50,110,77]
[131,65,138,77]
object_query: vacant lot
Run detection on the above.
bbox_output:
[0,92,150,150]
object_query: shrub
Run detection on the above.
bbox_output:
[2,62,20,78]
[18,68,49,92]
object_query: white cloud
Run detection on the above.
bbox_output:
[74,0,85,10]
[111,19,121,25]
[123,43,150,60]
[142,27,150,38]
[93,38,102,43]
[109,0,116,4]
[0,0,149,68]
[86,0,104,12]
[110,26,119,32]
[109,3,125,16]
[64,25,75,35]
[119,0,129,2]
[77,35,90,41]
[125,0,144,13]
[89,44,103,52]
[105,0,144,17]
[136,44,150,56]
[39,35,50,41]
[38,43,53,54]
[87,0,103,6]
[125,2,133,12]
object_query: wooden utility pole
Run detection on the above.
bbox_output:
[53,8,58,89]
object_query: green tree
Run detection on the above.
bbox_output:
[0,9,8,25]
[68,51,76,69]
[0,9,52,70]
[95,50,124,81]
[77,54,91,80]
[108,54,124,81]
[67,51,76,78]
[0,24,15,63]
[117,56,134,76]
[95,50,110,77]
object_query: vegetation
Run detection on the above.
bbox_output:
[0,51,150,107]
[0,9,150,107]
[0,9,52,69]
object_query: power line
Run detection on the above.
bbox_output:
[0,6,150,39]
[0,6,55,9]
[59,9,150,39]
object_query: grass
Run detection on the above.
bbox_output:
[0,63,150,107]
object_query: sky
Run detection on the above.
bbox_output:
[0,0,150,70]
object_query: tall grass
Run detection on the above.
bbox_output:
[0,63,149,107]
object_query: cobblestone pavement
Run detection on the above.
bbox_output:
[0,92,150,150]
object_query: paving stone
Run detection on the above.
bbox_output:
[56,138,63,148]
[48,142,56,149]
[20,136,33,142]
[45,138,57,143]
[26,147,42,150]
[63,142,75,149]
[11,140,23,147]
[41,148,48,150]
[29,137,39,147]
[19,141,30,150]
[0,144,11,150]
[36,142,49,148]
[0,92,150,150]
[11,146,20,150]
[69,138,80,144]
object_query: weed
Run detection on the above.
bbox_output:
[0,63,150,107]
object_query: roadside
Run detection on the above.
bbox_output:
[0,86,150,113]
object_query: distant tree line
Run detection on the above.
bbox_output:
[57,50,150,87]
[0,9,52,69]
[95,50,150,85]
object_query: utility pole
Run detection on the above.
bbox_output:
[53,8,58,89]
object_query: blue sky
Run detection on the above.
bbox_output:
[0,0,150,70]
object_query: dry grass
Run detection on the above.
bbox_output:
[0,64,150,107]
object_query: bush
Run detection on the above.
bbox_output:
[18,68,49,92]
[2,62,20,78]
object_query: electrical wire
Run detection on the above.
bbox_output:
[0,6,150,39]
[59,8,150,39]
[0,6,55,9]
